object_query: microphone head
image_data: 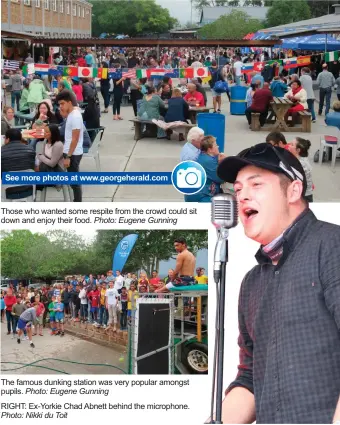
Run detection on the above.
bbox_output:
[211,192,238,229]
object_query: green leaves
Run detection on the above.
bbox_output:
[265,0,311,27]
[1,230,208,280]
[198,9,263,38]
[89,0,178,37]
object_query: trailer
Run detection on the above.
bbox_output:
[127,286,208,375]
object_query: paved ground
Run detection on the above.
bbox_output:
[1,326,127,375]
[11,83,340,202]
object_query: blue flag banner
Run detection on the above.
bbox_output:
[2,172,172,185]
[112,234,139,273]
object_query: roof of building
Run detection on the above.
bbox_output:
[265,12,340,32]
[200,6,269,23]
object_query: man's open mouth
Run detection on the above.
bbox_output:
[244,208,258,219]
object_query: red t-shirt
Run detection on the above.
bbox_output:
[138,279,149,293]
[72,85,83,102]
[4,295,17,312]
[36,302,45,317]
[77,57,86,67]
[89,290,100,308]
[149,277,161,288]
[251,88,273,112]
[184,91,205,107]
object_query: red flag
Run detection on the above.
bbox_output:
[253,62,265,72]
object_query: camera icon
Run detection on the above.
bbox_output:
[176,167,202,189]
[171,161,207,195]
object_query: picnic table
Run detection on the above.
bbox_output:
[251,97,311,133]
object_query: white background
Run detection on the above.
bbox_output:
[1,203,340,424]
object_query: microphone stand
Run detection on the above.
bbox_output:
[210,228,229,424]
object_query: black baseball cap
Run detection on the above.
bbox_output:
[217,143,307,196]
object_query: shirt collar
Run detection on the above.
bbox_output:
[255,208,317,265]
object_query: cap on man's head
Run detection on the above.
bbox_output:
[217,143,307,195]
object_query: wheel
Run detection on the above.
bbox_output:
[182,342,208,374]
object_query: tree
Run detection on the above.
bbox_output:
[307,0,339,17]
[198,9,263,38]
[92,230,208,277]
[89,0,178,37]
[265,0,311,27]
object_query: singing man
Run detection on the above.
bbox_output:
[216,143,340,424]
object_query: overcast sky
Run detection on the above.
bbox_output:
[155,0,200,24]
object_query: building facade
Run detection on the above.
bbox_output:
[1,0,92,37]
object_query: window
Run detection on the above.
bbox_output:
[73,4,76,16]
[44,0,49,10]
[59,0,63,13]
[23,0,31,6]
[86,8,89,15]
[35,0,40,6]
[51,0,56,11]
[78,5,81,17]
[82,7,84,18]
[66,1,70,14]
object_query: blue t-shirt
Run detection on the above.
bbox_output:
[0,298,5,310]
[55,302,64,319]
[85,54,93,66]
[185,153,223,203]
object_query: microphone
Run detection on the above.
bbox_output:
[211,192,238,230]
[211,192,238,283]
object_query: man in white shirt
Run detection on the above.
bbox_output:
[56,90,84,202]
[105,281,118,332]
[233,56,243,86]
[114,270,125,294]
[180,127,204,162]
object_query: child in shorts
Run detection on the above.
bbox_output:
[54,296,64,336]
[127,281,139,325]
[48,296,57,335]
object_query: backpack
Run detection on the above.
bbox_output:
[213,80,229,94]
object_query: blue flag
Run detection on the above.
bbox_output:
[112,234,138,273]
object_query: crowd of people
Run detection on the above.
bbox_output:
[181,128,314,203]
[1,265,208,347]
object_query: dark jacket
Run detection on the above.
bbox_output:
[1,140,35,172]
[165,97,189,123]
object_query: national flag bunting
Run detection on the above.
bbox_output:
[253,62,265,72]
[63,66,78,77]
[147,68,167,78]
[78,67,93,78]
[93,67,108,79]
[325,51,339,62]
[136,69,148,79]
[34,63,50,74]
[122,68,136,79]
[241,63,254,74]
[283,58,298,69]
[3,60,20,70]
[179,68,194,78]
[108,68,122,79]
[297,56,311,66]
[267,60,283,67]
[194,67,209,78]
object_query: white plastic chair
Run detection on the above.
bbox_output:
[1,169,36,202]
[319,125,340,172]
[83,127,105,172]
[40,185,72,202]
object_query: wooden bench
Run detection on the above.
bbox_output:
[298,111,312,133]
[129,119,195,141]
[251,113,261,131]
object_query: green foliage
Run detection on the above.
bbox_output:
[1,230,208,280]
[265,0,311,27]
[307,0,339,17]
[198,9,263,38]
[89,0,178,37]
[93,230,208,276]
